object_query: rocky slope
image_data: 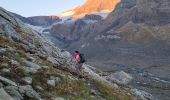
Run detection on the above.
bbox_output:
[0,7,154,100]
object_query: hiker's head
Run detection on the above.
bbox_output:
[75,51,79,54]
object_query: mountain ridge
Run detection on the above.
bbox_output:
[59,0,120,19]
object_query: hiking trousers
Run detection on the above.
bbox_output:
[76,63,83,75]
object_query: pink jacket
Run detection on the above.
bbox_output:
[74,54,80,63]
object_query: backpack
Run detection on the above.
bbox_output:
[79,53,86,63]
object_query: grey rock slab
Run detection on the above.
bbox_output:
[0,76,17,86]
[18,85,41,99]
[4,86,23,100]
[0,88,15,100]
[107,71,133,85]
[130,89,154,100]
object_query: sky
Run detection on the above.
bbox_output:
[0,0,86,17]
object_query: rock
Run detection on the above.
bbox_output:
[47,80,56,87]
[130,89,153,100]
[22,77,32,85]
[0,88,15,100]
[84,14,103,21]
[42,66,48,69]
[107,71,133,85]
[0,76,17,86]
[4,86,23,100]
[50,76,61,84]
[0,48,7,54]
[90,89,98,95]
[47,57,60,66]
[0,82,3,88]
[111,83,119,88]
[1,63,8,68]
[23,60,41,73]
[1,68,10,73]
[52,97,65,100]
[26,54,35,62]
[18,85,41,99]
[10,60,19,66]
[35,86,44,91]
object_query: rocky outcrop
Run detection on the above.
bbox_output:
[107,71,133,85]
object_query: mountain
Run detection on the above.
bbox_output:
[59,0,121,19]
[0,7,153,100]
[13,0,121,48]
[13,13,60,26]
[42,0,121,47]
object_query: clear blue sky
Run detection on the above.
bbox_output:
[0,0,86,17]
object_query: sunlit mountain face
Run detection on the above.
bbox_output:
[59,0,120,20]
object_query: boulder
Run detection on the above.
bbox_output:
[10,60,19,66]
[0,48,7,54]
[0,76,17,86]
[25,54,36,62]
[35,86,44,91]
[1,63,9,68]
[50,76,61,84]
[47,80,56,87]
[130,89,154,100]
[107,71,133,85]
[1,68,10,73]
[18,85,41,99]
[23,60,41,73]
[22,77,32,85]
[4,86,23,100]
[0,88,14,100]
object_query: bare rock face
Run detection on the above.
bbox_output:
[72,0,121,19]
[46,19,87,42]
[84,14,103,21]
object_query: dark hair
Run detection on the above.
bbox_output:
[75,51,79,53]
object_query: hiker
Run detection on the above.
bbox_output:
[74,51,85,76]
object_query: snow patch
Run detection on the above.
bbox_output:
[58,10,75,18]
